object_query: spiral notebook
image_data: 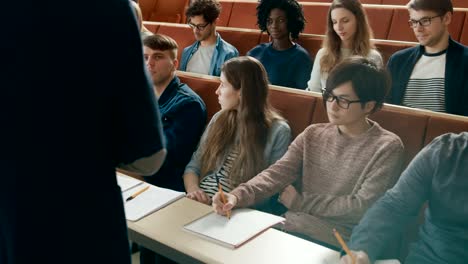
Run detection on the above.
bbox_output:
[123,185,185,221]
[183,208,285,249]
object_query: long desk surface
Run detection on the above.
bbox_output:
[127,197,340,264]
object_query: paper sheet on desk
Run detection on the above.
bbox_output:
[116,173,143,192]
[183,208,285,249]
[123,185,185,221]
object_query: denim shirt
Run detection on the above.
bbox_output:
[179,33,239,77]
[144,76,207,191]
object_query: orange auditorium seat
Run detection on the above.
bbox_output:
[217,28,261,55]
[370,107,428,166]
[227,2,258,29]
[139,0,157,21]
[178,73,221,122]
[424,115,468,146]
[374,39,416,65]
[359,0,382,3]
[140,0,189,23]
[387,8,466,42]
[298,0,332,2]
[381,0,410,5]
[365,6,394,40]
[301,3,330,35]
[218,0,234,27]
[296,34,323,59]
[156,24,194,62]
[269,88,317,138]
[460,12,468,45]
[143,23,159,34]
[453,0,468,8]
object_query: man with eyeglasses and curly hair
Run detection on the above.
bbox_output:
[387,0,468,116]
[180,0,239,77]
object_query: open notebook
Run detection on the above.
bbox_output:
[123,185,185,221]
[116,172,143,192]
[183,208,285,249]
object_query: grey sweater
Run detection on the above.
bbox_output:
[349,132,468,264]
[231,121,405,247]
[184,112,292,193]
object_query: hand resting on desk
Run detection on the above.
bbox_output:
[186,188,212,205]
[212,192,238,216]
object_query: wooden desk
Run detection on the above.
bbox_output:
[127,197,340,264]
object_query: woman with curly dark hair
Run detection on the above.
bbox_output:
[247,0,313,90]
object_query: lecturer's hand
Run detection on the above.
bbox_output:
[212,192,237,216]
[186,188,211,205]
[340,250,370,264]
[279,185,298,209]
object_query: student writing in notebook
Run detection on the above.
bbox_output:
[213,57,405,248]
[183,56,291,212]
[341,132,468,264]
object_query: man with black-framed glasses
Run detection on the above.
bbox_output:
[387,0,468,116]
[179,0,238,77]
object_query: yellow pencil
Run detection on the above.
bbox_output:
[126,185,150,202]
[333,228,356,264]
[218,184,231,219]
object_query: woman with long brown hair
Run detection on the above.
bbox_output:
[307,0,383,92]
[213,57,405,248]
[183,56,291,206]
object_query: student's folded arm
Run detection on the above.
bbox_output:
[347,140,437,263]
[118,148,167,176]
[230,131,304,208]
[289,140,405,222]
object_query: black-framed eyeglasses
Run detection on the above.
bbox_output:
[408,15,443,28]
[322,89,362,109]
[187,22,210,31]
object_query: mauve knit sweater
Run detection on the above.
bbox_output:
[231,121,405,247]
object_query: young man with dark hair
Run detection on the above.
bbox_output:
[142,34,207,192]
[180,0,239,76]
[387,0,468,116]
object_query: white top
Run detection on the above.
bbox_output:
[403,52,446,113]
[307,48,383,92]
[186,44,216,75]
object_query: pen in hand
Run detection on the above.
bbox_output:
[333,228,356,264]
[126,185,150,202]
[216,175,231,219]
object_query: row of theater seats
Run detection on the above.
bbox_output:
[178,70,468,167]
[138,0,468,24]
[144,21,416,65]
[139,0,190,23]
[216,1,468,44]
[298,0,468,6]
[177,70,468,261]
